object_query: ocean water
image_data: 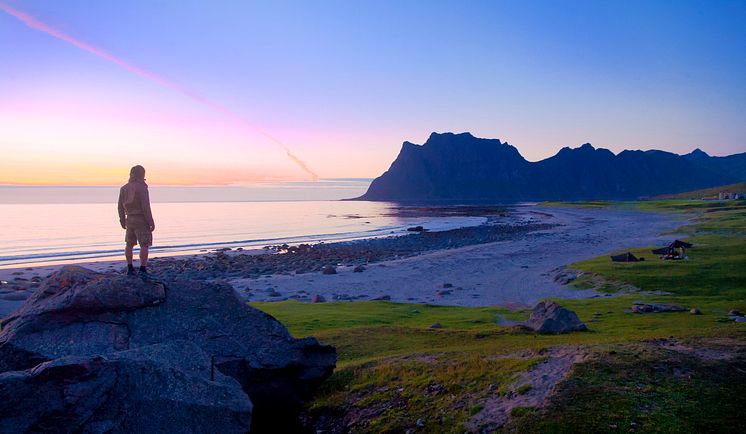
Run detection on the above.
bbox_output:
[0,181,487,268]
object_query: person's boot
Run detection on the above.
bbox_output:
[127,264,136,276]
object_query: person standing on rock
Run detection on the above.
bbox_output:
[118,165,155,276]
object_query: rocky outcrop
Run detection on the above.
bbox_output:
[0,266,337,432]
[524,301,587,334]
[357,132,745,201]
[0,342,252,433]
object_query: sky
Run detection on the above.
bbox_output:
[1,0,745,185]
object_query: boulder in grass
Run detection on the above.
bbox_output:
[524,300,587,334]
[0,266,336,432]
[630,303,687,314]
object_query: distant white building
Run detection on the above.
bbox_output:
[718,191,735,200]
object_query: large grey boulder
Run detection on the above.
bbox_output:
[524,300,588,334]
[0,342,252,433]
[0,265,336,432]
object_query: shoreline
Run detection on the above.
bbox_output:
[0,205,687,316]
[0,203,499,269]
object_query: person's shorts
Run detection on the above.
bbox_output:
[125,215,153,247]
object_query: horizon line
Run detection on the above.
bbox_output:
[0,178,375,188]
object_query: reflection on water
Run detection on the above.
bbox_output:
[0,200,487,268]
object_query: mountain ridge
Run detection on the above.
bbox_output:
[357,132,746,201]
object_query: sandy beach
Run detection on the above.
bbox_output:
[231,206,685,306]
[0,205,686,317]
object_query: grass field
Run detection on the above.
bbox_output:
[252,200,746,433]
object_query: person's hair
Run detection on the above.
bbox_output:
[129,165,146,180]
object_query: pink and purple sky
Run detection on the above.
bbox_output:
[2,0,745,185]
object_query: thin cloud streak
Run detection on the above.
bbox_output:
[0,1,319,181]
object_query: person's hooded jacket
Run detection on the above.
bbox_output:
[117,177,155,230]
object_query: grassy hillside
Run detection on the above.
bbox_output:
[654,181,746,199]
[252,200,746,433]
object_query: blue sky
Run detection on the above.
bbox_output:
[1,0,745,183]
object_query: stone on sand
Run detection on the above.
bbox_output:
[321,265,337,275]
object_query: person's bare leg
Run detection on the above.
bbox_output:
[125,243,134,265]
[125,243,135,275]
[139,246,149,268]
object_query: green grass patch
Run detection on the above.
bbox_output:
[540,201,614,208]
[569,235,746,298]
[256,297,744,366]
[569,202,746,298]
[508,343,746,433]
[308,352,538,433]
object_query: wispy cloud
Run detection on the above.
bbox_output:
[0,1,319,181]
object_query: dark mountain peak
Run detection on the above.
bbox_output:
[417,132,525,160]
[424,131,493,146]
[557,143,595,154]
[618,149,643,156]
[555,143,614,159]
[686,148,710,159]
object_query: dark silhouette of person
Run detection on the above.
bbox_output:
[117,165,155,276]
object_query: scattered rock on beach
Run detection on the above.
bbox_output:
[0,266,336,432]
[407,226,425,232]
[442,283,453,288]
[728,310,742,317]
[321,265,337,275]
[353,265,366,273]
[373,295,391,301]
[631,303,687,314]
[0,293,29,301]
[690,308,702,315]
[553,269,578,285]
[429,323,443,329]
[524,301,587,334]
[311,294,326,303]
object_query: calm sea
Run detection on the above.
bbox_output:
[0,180,486,268]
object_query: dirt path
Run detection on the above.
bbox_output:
[467,346,588,432]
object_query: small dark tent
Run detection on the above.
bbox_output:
[671,240,693,249]
[611,252,640,262]
[652,240,693,256]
